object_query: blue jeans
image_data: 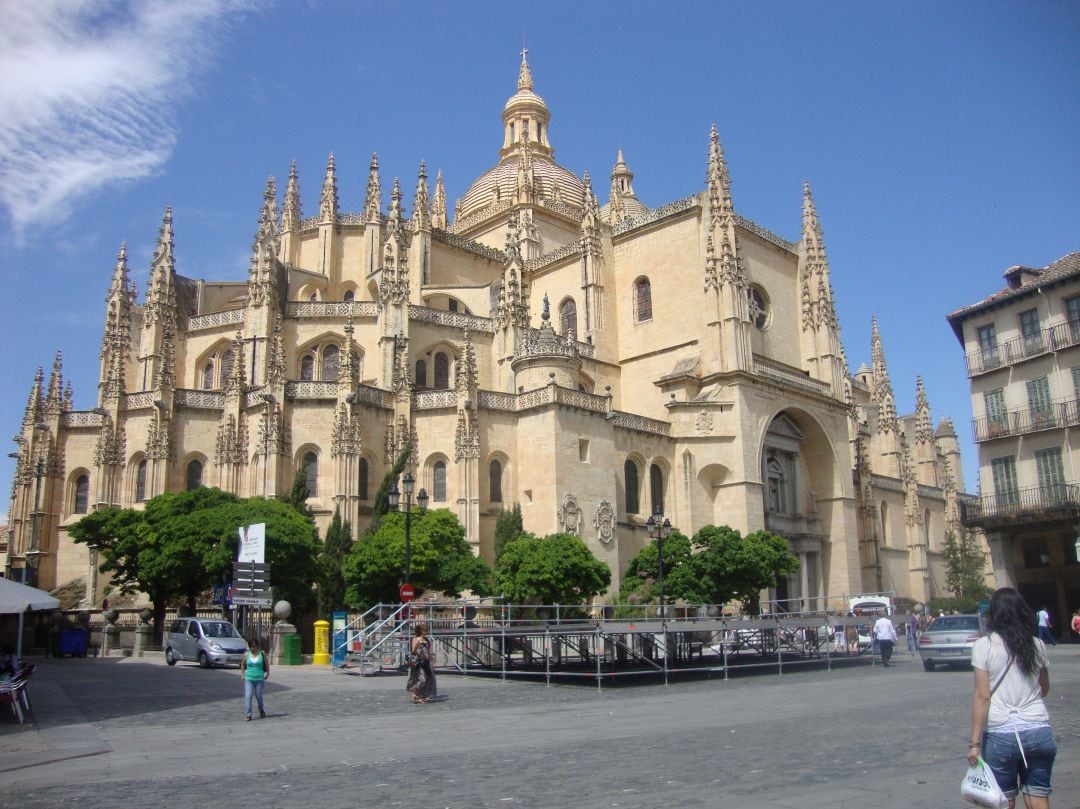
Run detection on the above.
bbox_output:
[983,727,1056,799]
[244,679,265,718]
[1038,626,1057,646]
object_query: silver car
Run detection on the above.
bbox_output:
[165,617,248,668]
[918,614,982,671]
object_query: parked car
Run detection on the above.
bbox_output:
[165,617,248,668]
[918,614,982,671]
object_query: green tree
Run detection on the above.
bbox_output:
[618,524,799,614]
[942,529,990,600]
[493,532,611,605]
[317,507,353,617]
[343,509,491,609]
[281,465,313,518]
[70,488,321,641]
[368,444,412,534]
[493,503,524,563]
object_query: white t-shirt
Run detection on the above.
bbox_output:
[1037,609,1050,628]
[970,633,1050,730]
[873,616,897,641]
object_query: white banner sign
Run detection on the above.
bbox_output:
[237,523,266,564]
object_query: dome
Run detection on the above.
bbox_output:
[600,195,650,224]
[458,154,584,224]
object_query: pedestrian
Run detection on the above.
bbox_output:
[1071,608,1080,641]
[968,587,1055,808]
[242,638,269,721]
[907,612,919,655]
[406,622,437,704]
[872,614,897,666]
[1036,606,1057,646]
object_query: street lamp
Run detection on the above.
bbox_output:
[646,507,672,623]
[388,471,429,587]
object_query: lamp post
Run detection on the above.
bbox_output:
[388,471,429,588]
[260,394,275,497]
[646,507,672,624]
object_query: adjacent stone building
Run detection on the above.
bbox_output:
[948,252,1080,636]
[5,54,968,610]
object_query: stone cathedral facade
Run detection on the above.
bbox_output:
[4,54,969,610]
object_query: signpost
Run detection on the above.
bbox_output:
[235,523,271,637]
[399,583,415,603]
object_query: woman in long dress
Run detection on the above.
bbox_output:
[406,622,437,704]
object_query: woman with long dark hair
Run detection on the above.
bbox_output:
[969,588,1055,808]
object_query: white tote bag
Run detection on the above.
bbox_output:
[961,756,1008,808]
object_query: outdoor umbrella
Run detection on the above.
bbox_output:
[0,577,61,657]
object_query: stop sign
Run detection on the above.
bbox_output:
[399,583,415,602]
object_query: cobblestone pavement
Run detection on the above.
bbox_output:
[1,646,1078,808]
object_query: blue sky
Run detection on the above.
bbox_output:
[0,0,1077,500]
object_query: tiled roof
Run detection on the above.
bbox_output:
[946,252,1080,331]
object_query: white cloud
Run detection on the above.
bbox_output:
[0,0,255,237]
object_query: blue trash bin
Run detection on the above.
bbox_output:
[59,629,88,657]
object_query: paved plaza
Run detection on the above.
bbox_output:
[1,645,1078,808]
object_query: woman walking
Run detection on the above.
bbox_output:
[968,588,1056,808]
[242,639,270,720]
[406,622,437,704]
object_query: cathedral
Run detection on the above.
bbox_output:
[4,53,969,610]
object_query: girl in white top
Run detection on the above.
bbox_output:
[969,588,1055,809]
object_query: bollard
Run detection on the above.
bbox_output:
[313,620,330,665]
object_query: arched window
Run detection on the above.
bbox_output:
[433,460,447,502]
[343,289,355,302]
[624,460,640,515]
[358,457,370,501]
[634,278,653,323]
[74,474,89,514]
[219,350,234,386]
[135,459,147,503]
[434,352,450,390]
[186,460,203,491]
[415,359,427,389]
[303,452,318,498]
[560,299,578,338]
[322,344,340,381]
[300,354,315,381]
[202,363,215,390]
[308,292,317,302]
[489,459,503,503]
[649,463,664,515]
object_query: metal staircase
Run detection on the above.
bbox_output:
[332,603,410,675]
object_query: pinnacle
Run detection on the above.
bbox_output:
[517,47,533,91]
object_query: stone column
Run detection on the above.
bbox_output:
[270,600,297,666]
[102,609,121,656]
[799,552,810,611]
[134,608,154,657]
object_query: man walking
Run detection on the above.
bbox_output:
[1037,606,1057,646]
[873,614,898,667]
[906,612,919,655]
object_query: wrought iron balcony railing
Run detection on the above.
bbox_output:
[972,398,1080,442]
[959,482,1080,527]
[965,319,1080,377]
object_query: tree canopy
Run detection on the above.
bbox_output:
[942,529,990,601]
[70,487,321,638]
[342,508,491,609]
[493,532,611,605]
[317,506,353,617]
[493,503,525,563]
[620,524,799,614]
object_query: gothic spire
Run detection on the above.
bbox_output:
[800,181,837,328]
[517,47,533,91]
[145,207,176,327]
[45,351,63,413]
[282,160,301,232]
[22,367,44,428]
[871,317,898,430]
[413,160,431,230]
[387,176,404,228]
[915,375,934,444]
[456,327,478,395]
[706,124,734,230]
[364,152,382,222]
[432,169,447,230]
[340,316,359,388]
[319,152,338,224]
[226,330,246,394]
[581,171,601,233]
[248,177,280,305]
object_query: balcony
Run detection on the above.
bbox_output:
[959,482,1080,530]
[965,319,1080,377]
[972,398,1080,442]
